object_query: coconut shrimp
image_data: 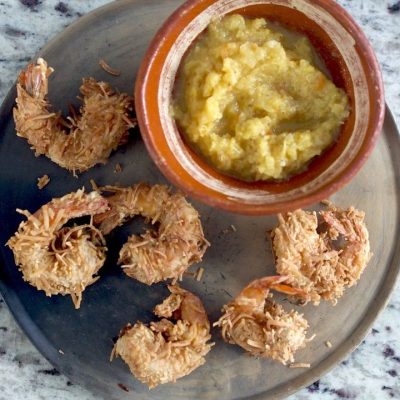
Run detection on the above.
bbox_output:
[94,184,209,285]
[112,285,213,388]
[7,190,109,309]
[13,58,136,173]
[272,205,372,305]
[215,276,311,365]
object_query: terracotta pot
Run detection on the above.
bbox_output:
[135,0,385,215]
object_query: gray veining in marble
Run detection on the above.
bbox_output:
[0,1,399,399]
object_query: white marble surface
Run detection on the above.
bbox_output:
[0,1,399,399]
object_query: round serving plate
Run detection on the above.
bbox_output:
[0,1,399,399]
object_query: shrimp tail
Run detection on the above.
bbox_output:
[257,276,309,299]
[272,284,309,298]
[154,285,210,329]
[240,276,308,302]
[14,58,57,156]
[18,57,53,99]
[251,275,289,288]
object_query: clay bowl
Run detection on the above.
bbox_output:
[135,0,385,215]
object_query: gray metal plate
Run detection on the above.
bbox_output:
[0,1,399,399]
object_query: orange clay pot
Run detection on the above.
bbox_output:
[135,0,385,215]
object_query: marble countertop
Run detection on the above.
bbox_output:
[0,1,399,399]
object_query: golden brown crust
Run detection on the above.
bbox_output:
[215,278,310,365]
[94,184,209,285]
[7,190,108,308]
[272,206,372,304]
[112,285,212,388]
[13,58,136,173]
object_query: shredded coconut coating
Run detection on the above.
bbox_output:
[7,190,108,308]
[112,285,212,388]
[13,58,136,173]
[94,184,209,285]
[272,206,372,305]
[215,277,310,364]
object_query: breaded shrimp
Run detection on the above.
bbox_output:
[215,276,311,365]
[7,190,109,308]
[272,206,372,305]
[94,184,209,285]
[13,58,136,173]
[112,285,213,388]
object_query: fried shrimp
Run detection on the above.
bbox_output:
[272,206,372,305]
[13,58,136,173]
[7,190,109,309]
[112,285,213,388]
[215,276,311,365]
[94,184,209,285]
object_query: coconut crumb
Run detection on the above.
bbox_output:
[325,340,332,348]
[321,199,333,206]
[289,363,311,368]
[58,349,64,355]
[307,334,317,342]
[114,163,123,173]
[196,267,204,282]
[16,208,31,218]
[90,179,99,192]
[37,174,50,189]
[99,59,121,76]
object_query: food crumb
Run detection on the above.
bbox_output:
[230,224,237,232]
[37,174,50,189]
[222,289,232,298]
[117,383,129,392]
[289,363,311,368]
[196,267,205,281]
[58,349,64,355]
[320,199,333,206]
[307,334,316,342]
[90,179,99,191]
[114,163,123,173]
[99,59,121,76]
[325,341,332,348]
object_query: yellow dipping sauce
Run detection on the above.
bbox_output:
[173,14,349,181]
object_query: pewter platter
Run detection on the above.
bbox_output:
[0,1,399,399]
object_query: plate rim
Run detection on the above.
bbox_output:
[0,1,399,398]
